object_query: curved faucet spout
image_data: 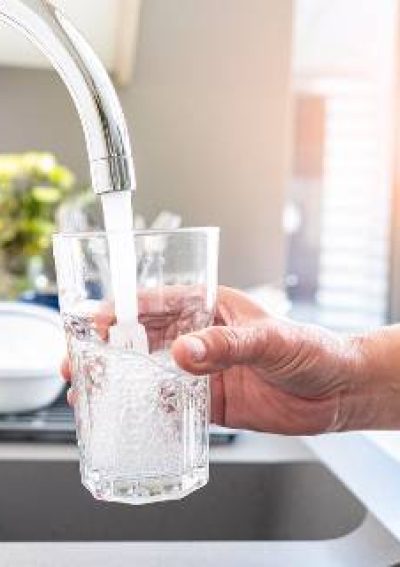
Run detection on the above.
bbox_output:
[0,0,135,194]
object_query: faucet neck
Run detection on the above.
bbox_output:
[0,0,135,194]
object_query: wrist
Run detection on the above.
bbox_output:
[342,327,400,430]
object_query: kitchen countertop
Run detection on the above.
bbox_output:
[1,432,400,567]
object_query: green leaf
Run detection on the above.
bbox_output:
[32,186,62,204]
[48,165,75,190]
[18,218,54,236]
[22,153,56,176]
[0,155,20,181]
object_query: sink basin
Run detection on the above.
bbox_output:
[0,461,365,542]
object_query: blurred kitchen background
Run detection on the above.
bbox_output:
[1,0,399,332]
[3,2,400,563]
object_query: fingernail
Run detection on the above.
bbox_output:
[182,336,207,362]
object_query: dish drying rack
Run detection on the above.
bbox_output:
[0,391,75,442]
[0,391,236,445]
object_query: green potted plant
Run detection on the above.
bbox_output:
[0,152,75,299]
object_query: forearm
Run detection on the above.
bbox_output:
[343,325,400,431]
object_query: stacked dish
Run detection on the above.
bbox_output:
[0,303,65,414]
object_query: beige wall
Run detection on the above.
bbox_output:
[0,0,293,288]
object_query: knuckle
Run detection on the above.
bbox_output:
[210,326,242,361]
[208,325,264,364]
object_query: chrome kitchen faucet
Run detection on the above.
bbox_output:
[0,0,135,194]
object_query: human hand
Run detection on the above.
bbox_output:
[172,287,400,434]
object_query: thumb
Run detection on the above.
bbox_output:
[172,324,274,375]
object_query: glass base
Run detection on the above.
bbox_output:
[82,467,209,505]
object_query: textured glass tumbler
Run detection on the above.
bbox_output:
[53,228,219,504]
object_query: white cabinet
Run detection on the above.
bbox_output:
[0,0,141,85]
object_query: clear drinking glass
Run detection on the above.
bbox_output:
[53,228,219,504]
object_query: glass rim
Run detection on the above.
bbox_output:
[53,226,220,241]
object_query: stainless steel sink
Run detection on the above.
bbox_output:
[0,461,365,542]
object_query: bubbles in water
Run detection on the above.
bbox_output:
[63,312,96,341]
[65,312,209,501]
